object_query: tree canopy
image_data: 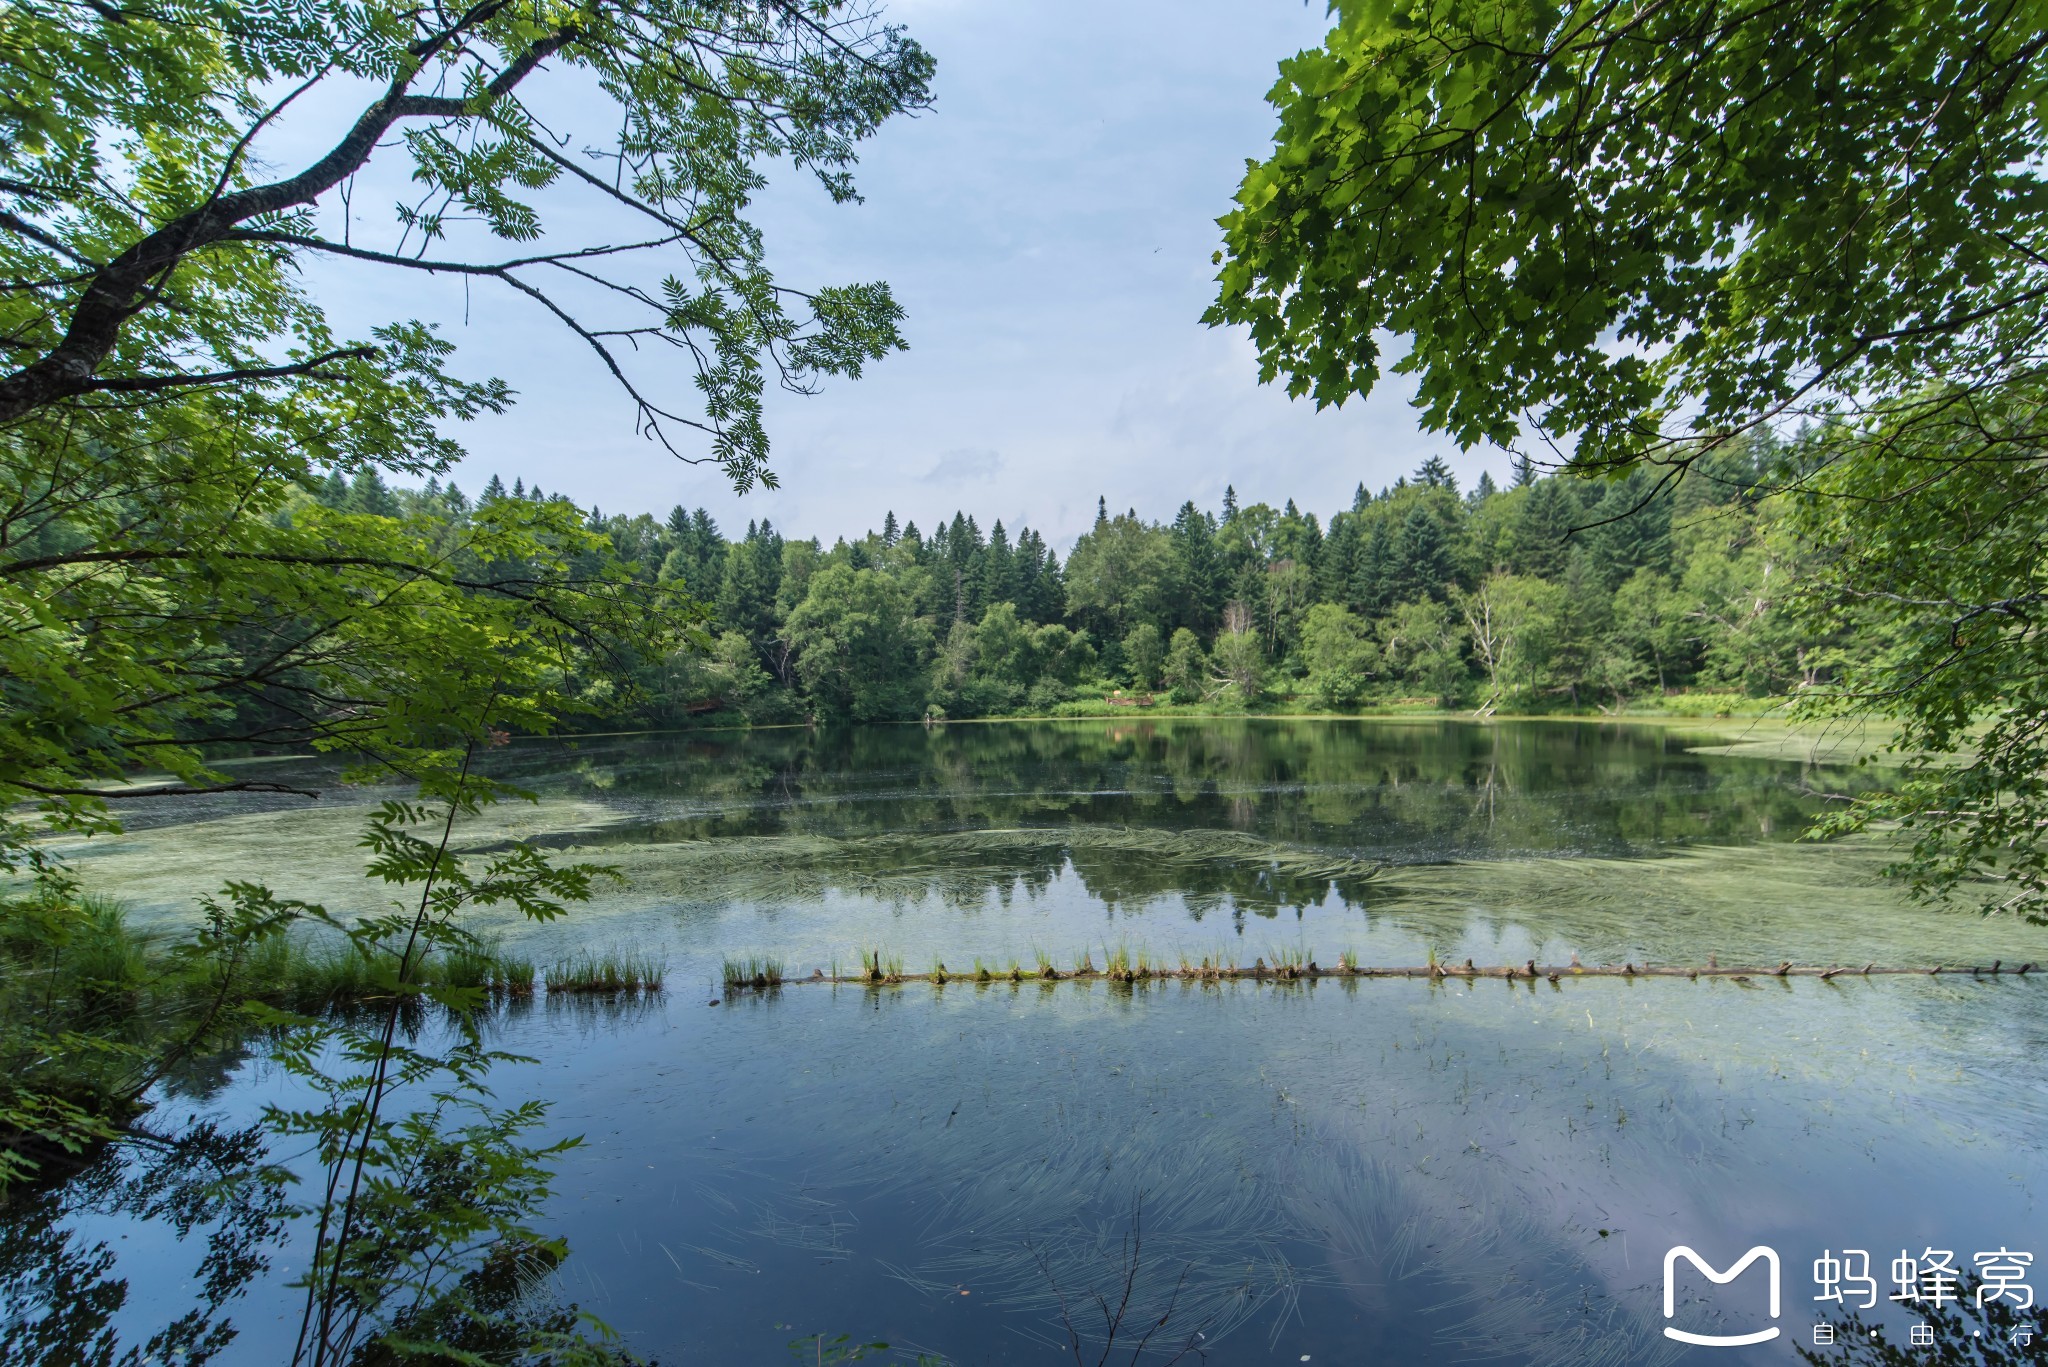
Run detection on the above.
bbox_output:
[1209,0,2048,922]
[1,1,932,889]
[1207,0,2048,470]
[1,0,934,490]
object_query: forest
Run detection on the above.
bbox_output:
[314,436,1836,729]
[5,0,2044,1359]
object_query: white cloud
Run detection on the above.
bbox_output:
[295,0,1513,551]
[922,447,1004,485]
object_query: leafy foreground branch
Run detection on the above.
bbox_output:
[256,755,634,1367]
[0,763,650,1364]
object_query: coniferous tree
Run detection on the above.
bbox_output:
[348,467,400,518]
[1349,516,1395,616]
[1167,501,1225,635]
[1512,479,1574,579]
[1395,503,1454,601]
[984,520,1018,606]
[1415,455,1456,492]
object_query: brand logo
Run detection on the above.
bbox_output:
[1663,1245,1782,1347]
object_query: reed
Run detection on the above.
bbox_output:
[720,955,784,991]
[1034,949,1059,981]
[442,937,538,996]
[861,949,902,983]
[1268,946,1314,980]
[547,950,664,994]
[1103,943,1152,984]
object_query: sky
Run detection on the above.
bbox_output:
[290,0,1515,547]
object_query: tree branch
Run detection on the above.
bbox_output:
[0,21,578,423]
[18,779,324,801]
[84,347,375,394]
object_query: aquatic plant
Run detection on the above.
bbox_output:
[721,956,785,991]
[1269,946,1312,980]
[443,939,538,997]
[547,951,664,994]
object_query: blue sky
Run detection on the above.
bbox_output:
[296,1,1513,545]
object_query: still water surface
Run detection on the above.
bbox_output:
[21,720,2048,1363]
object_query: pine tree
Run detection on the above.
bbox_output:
[1167,500,1224,634]
[1349,515,1394,615]
[882,510,899,547]
[1317,512,1360,606]
[1580,470,1672,590]
[1222,485,1238,522]
[1395,503,1454,600]
[1512,479,1574,579]
[983,520,1017,605]
[348,467,398,518]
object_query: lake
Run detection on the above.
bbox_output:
[15,718,2048,1364]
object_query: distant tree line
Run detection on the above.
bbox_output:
[316,435,1847,725]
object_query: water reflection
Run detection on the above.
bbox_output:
[0,1123,282,1367]
[23,721,2048,1364]
[506,718,1864,859]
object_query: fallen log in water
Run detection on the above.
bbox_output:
[723,959,2044,991]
